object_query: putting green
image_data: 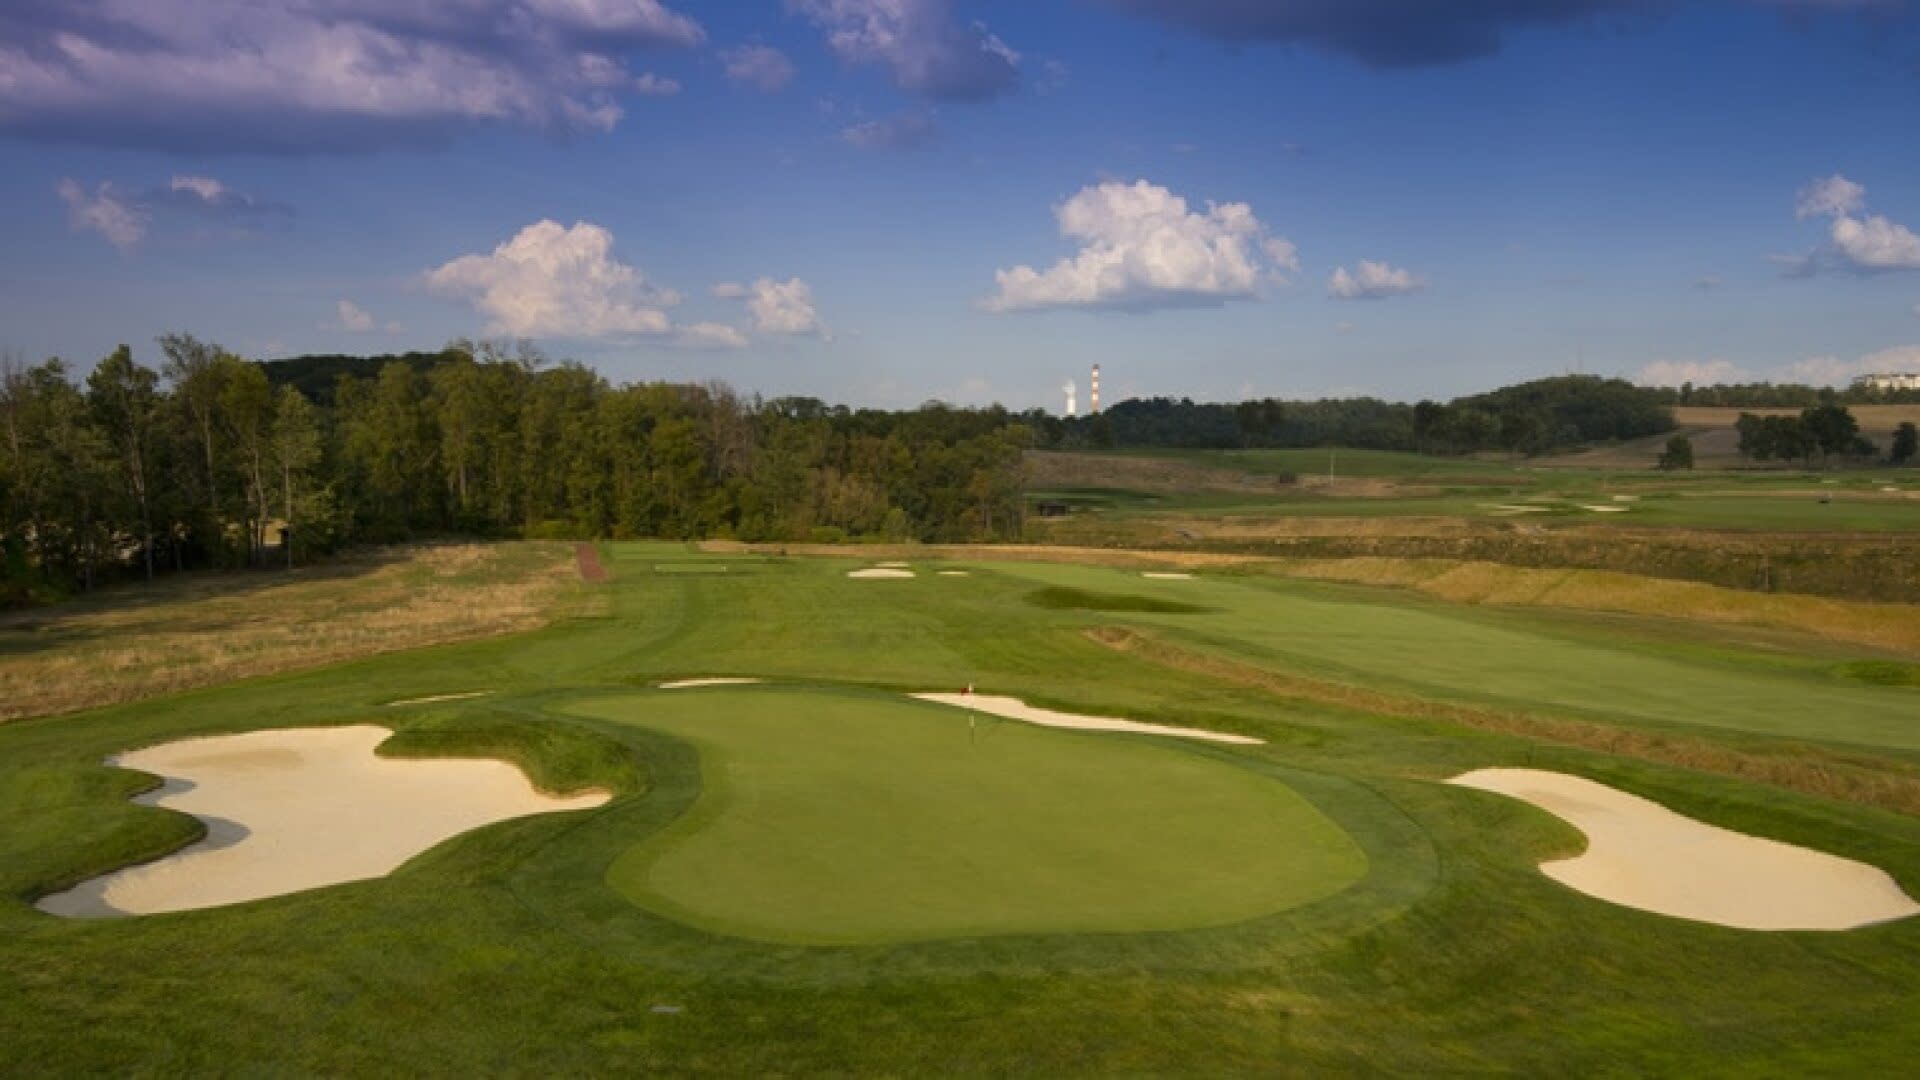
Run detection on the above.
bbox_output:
[567,688,1366,945]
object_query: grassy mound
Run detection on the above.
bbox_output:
[569,688,1365,944]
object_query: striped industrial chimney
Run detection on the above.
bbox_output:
[1090,364,1101,414]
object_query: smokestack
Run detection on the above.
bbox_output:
[1063,379,1077,417]
[1090,364,1101,414]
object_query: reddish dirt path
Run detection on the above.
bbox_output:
[574,543,609,583]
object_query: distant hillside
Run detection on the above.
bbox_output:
[260,350,462,405]
[1556,405,1920,469]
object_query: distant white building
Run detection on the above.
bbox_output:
[1851,372,1920,392]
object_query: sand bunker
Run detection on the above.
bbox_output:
[1489,504,1553,514]
[937,570,970,577]
[659,677,765,689]
[37,726,608,918]
[386,691,492,707]
[1141,571,1194,580]
[1581,505,1631,513]
[912,693,1262,746]
[848,568,915,579]
[1449,768,1920,931]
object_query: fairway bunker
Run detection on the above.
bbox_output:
[1141,571,1194,580]
[1449,768,1920,931]
[659,677,764,689]
[848,567,914,579]
[38,726,609,918]
[912,692,1261,745]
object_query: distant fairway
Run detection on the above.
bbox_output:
[572,688,1365,944]
[984,562,1920,751]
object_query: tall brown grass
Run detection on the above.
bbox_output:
[0,543,580,722]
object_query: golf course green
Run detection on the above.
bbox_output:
[573,687,1364,943]
[4,540,1920,1073]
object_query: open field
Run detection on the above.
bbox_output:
[5,542,1920,1072]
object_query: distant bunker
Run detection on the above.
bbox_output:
[38,726,608,918]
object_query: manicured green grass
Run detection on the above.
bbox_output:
[4,541,1920,1073]
[1023,584,1211,613]
[983,562,1920,752]
[575,687,1364,944]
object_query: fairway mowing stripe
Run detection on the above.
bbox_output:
[386,691,493,707]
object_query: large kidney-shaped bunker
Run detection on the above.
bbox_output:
[567,688,1367,945]
[39,725,609,918]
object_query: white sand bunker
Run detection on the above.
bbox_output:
[1581,505,1631,513]
[1141,571,1194,580]
[1449,768,1920,931]
[912,693,1262,746]
[386,691,492,707]
[937,570,970,577]
[659,677,765,689]
[848,567,915,579]
[37,726,608,918]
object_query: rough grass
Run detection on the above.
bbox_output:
[0,543,583,722]
[1273,556,1920,657]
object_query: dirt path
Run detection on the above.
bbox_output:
[575,542,609,583]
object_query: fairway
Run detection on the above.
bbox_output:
[572,688,1365,944]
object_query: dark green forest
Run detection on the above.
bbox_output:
[1,337,1030,601]
[1031,375,1676,456]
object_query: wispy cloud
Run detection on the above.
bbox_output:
[0,0,705,152]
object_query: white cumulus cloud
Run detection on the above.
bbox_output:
[1795,174,1866,219]
[425,219,680,338]
[1790,174,1920,273]
[983,179,1297,313]
[717,277,828,337]
[337,300,375,332]
[1328,259,1425,300]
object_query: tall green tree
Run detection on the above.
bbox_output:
[86,346,161,579]
[271,385,323,568]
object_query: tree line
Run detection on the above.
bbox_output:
[1,337,1030,602]
[1656,382,1920,408]
[1030,375,1676,457]
[1734,405,1915,467]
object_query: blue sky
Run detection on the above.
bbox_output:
[3,0,1919,409]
